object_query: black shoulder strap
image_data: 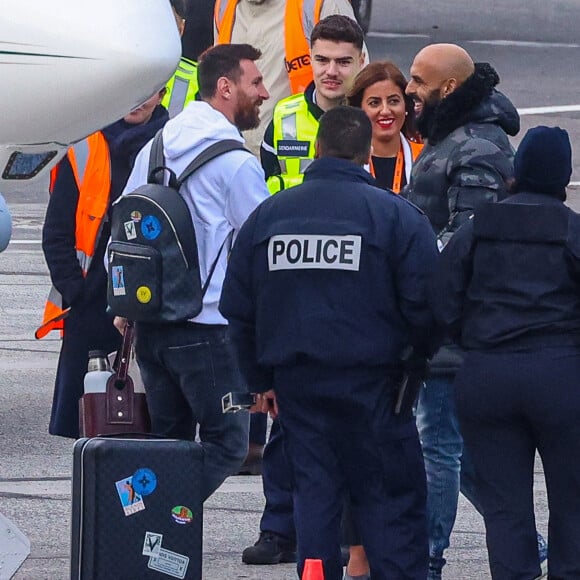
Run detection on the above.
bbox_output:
[176,139,248,188]
[148,129,165,184]
[201,230,234,299]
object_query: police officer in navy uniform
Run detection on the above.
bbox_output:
[220,106,440,580]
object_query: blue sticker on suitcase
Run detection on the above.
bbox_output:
[132,468,158,496]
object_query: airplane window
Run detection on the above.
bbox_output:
[2,151,58,180]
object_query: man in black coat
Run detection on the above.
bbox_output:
[402,43,529,579]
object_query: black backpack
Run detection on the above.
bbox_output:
[107,130,247,323]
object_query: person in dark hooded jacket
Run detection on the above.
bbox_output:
[402,43,532,579]
[431,126,580,579]
[40,90,168,438]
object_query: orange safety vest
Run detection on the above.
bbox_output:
[35,132,111,339]
[214,0,323,94]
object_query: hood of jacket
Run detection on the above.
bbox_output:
[162,101,245,162]
[423,62,520,144]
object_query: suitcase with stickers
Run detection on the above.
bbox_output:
[71,436,203,580]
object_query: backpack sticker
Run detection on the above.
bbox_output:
[136,286,152,304]
[131,210,142,222]
[112,266,127,296]
[141,215,162,240]
[124,220,137,240]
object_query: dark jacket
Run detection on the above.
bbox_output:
[404,63,520,244]
[220,157,440,392]
[403,63,519,375]
[431,192,580,351]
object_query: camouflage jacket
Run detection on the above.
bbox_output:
[404,63,520,247]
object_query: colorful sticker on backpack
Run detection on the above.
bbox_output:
[136,286,152,304]
[124,220,137,240]
[141,215,162,240]
[111,265,126,296]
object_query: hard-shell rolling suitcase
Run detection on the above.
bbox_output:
[71,437,203,580]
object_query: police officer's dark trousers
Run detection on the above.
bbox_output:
[455,347,580,580]
[273,362,428,580]
[260,418,296,541]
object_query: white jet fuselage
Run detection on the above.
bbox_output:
[0,0,181,192]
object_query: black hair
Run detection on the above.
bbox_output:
[316,106,371,165]
[169,0,187,20]
[310,15,364,51]
[197,44,262,99]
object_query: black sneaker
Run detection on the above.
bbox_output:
[242,531,297,565]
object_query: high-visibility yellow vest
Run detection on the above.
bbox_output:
[267,93,319,194]
[162,57,199,118]
[214,0,323,95]
[36,132,111,339]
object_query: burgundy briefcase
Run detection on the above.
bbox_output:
[79,322,151,437]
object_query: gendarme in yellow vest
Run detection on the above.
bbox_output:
[267,93,319,194]
[162,57,199,118]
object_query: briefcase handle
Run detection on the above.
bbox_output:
[112,321,134,387]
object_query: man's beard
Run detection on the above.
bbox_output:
[234,97,261,131]
[415,91,442,140]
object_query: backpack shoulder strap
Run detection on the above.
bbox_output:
[148,129,180,187]
[148,129,165,184]
[176,139,248,188]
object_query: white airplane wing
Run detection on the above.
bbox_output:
[0,0,181,193]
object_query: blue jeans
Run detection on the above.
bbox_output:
[416,376,478,574]
[135,322,249,502]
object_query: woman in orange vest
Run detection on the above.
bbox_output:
[348,60,423,193]
[39,91,168,438]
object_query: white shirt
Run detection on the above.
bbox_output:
[122,101,270,324]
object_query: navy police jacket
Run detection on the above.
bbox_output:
[431,192,580,351]
[220,157,440,392]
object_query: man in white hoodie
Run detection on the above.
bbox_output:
[116,43,270,502]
